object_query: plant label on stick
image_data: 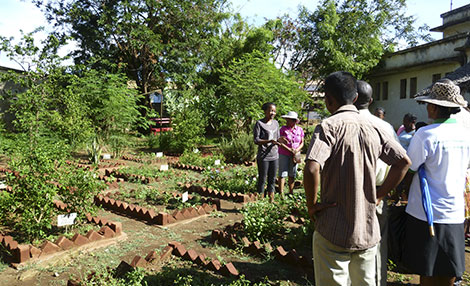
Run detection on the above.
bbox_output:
[102,154,111,160]
[214,159,221,166]
[182,191,189,203]
[58,213,77,227]
[156,152,163,158]
[160,164,169,171]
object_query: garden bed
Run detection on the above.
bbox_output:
[0,212,124,268]
[94,193,220,226]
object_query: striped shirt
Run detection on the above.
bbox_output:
[306,105,406,250]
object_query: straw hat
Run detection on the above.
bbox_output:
[415,81,468,108]
[281,111,299,121]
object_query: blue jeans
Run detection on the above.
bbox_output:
[256,158,278,194]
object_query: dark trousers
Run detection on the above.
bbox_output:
[257,158,278,194]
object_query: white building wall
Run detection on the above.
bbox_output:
[369,62,462,128]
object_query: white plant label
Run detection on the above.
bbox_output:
[102,154,111,160]
[156,152,163,158]
[0,181,6,189]
[182,191,189,203]
[214,159,221,165]
[57,213,77,227]
[160,164,169,171]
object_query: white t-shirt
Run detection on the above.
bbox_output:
[398,129,415,150]
[406,118,470,224]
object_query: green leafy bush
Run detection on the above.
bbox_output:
[179,150,225,168]
[159,89,207,153]
[3,137,68,240]
[57,166,105,222]
[240,200,289,242]
[219,132,257,164]
[203,166,257,194]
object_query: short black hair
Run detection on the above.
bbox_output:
[324,71,358,105]
[403,113,417,122]
[435,105,461,118]
[355,80,373,109]
[415,121,427,130]
[375,107,385,114]
[261,102,275,111]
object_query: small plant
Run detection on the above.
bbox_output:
[107,133,131,158]
[219,132,257,164]
[203,166,257,194]
[179,150,225,168]
[241,200,289,242]
[119,166,164,179]
[57,166,106,223]
[88,136,102,164]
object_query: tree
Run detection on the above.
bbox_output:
[218,51,310,134]
[289,0,433,80]
[0,30,92,146]
[36,0,229,111]
[0,30,144,161]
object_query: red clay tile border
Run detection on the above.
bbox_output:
[211,226,312,271]
[67,240,239,285]
[171,162,206,172]
[284,215,306,225]
[121,155,167,164]
[105,169,152,184]
[179,183,257,203]
[0,211,123,266]
[94,194,219,226]
[168,241,239,277]
[67,244,175,285]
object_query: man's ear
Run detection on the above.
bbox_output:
[369,97,374,105]
[352,92,358,104]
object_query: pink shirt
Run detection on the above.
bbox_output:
[279,125,305,156]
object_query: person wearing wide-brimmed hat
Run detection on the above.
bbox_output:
[278,111,304,197]
[403,79,470,286]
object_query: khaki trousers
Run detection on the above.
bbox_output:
[313,231,377,286]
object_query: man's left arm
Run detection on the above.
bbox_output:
[304,160,336,219]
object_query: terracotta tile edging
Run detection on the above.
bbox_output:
[0,212,123,268]
[95,195,219,226]
[67,244,175,285]
[211,225,313,271]
[181,183,257,203]
[167,241,240,277]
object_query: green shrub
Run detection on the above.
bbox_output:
[240,200,289,242]
[220,133,257,164]
[4,137,68,240]
[57,166,105,222]
[107,133,131,158]
[203,166,257,194]
[179,150,225,168]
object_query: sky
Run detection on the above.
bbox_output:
[0,0,469,70]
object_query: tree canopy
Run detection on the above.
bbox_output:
[288,0,432,80]
[36,0,229,96]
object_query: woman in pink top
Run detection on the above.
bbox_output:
[278,111,304,196]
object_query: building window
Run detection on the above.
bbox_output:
[400,79,407,99]
[382,81,388,100]
[410,77,417,98]
[432,73,441,83]
[374,82,380,100]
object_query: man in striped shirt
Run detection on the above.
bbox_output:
[303,71,410,286]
